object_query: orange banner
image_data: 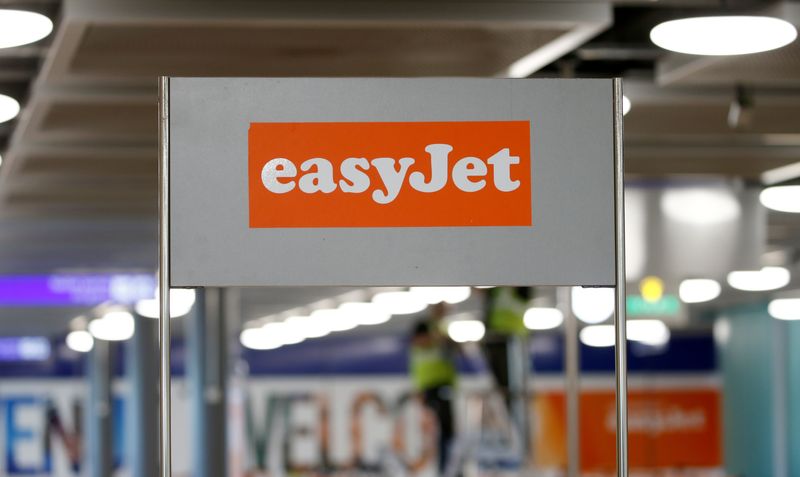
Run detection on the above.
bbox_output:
[534,389,722,472]
[248,121,532,227]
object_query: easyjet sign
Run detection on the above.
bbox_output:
[248,121,532,227]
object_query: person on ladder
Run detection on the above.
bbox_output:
[481,287,531,453]
[409,303,460,476]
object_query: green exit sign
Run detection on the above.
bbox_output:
[627,295,681,317]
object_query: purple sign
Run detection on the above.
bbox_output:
[0,274,155,306]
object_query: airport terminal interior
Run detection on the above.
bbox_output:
[1,0,800,476]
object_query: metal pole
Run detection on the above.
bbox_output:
[128,314,160,477]
[87,339,113,477]
[158,76,172,477]
[188,288,228,477]
[612,78,628,477]
[561,287,580,477]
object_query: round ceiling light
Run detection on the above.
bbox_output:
[650,16,797,56]
[447,320,485,343]
[523,307,563,330]
[89,311,135,341]
[768,298,800,321]
[727,266,791,292]
[579,325,615,348]
[571,287,615,324]
[660,187,741,225]
[135,288,196,318]
[679,278,721,304]
[66,330,94,353]
[627,319,671,347]
[0,9,53,49]
[760,185,800,213]
[622,95,631,116]
[372,291,427,315]
[0,94,20,124]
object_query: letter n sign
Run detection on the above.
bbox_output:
[166,78,617,287]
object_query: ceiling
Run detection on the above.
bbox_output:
[0,0,799,334]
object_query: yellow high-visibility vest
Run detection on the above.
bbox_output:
[409,345,457,391]
[488,287,528,336]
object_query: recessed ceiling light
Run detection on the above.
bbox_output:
[66,330,94,353]
[727,266,791,292]
[447,320,485,343]
[409,286,471,305]
[627,319,671,347]
[571,286,615,324]
[650,16,797,56]
[622,95,631,116]
[0,94,20,124]
[135,288,196,318]
[760,185,800,213]
[768,298,800,321]
[679,278,721,304]
[372,291,427,315]
[0,9,52,49]
[89,311,135,341]
[523,307,563,330]
[579,325,615,348]
[660,187,741,225]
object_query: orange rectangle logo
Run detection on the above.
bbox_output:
[248,121,532,228]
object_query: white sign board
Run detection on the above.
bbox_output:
[167,78,616,286]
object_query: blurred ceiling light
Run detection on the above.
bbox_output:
[627,319,670,346]
[523,307,564,330]
[0,94,20,124]
[768,298,800,321]
[409,286,471,305]
[0,153,3,167]
[66,330,94,353]
[761,161,800,186]
[269,321,306,345]
[0,9,53,48]
[660,188,741,225]
[239,327,283,351]
[579,325,615,347]
[727,266,791,291]
[650,16,797,56]
[474,286,496,289]
[89,311,135,341]
[571,287,615,324]
[622,95,631,116]
[679,278,721,304]
[311,308,357,333]
[135,288,196,318]
[286,314,330,339]
[624,188,646,281]
[339,302,390,326]
[447,320,485,343]
[372,291,427,315]
[759,185,800,213]
[639,276,664,303]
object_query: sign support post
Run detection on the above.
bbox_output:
[562,286,581,477]
[158,76,172,477]
[613,77,629,477]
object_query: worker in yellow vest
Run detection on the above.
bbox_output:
[483,287,530,409]
[409,303,459,476]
